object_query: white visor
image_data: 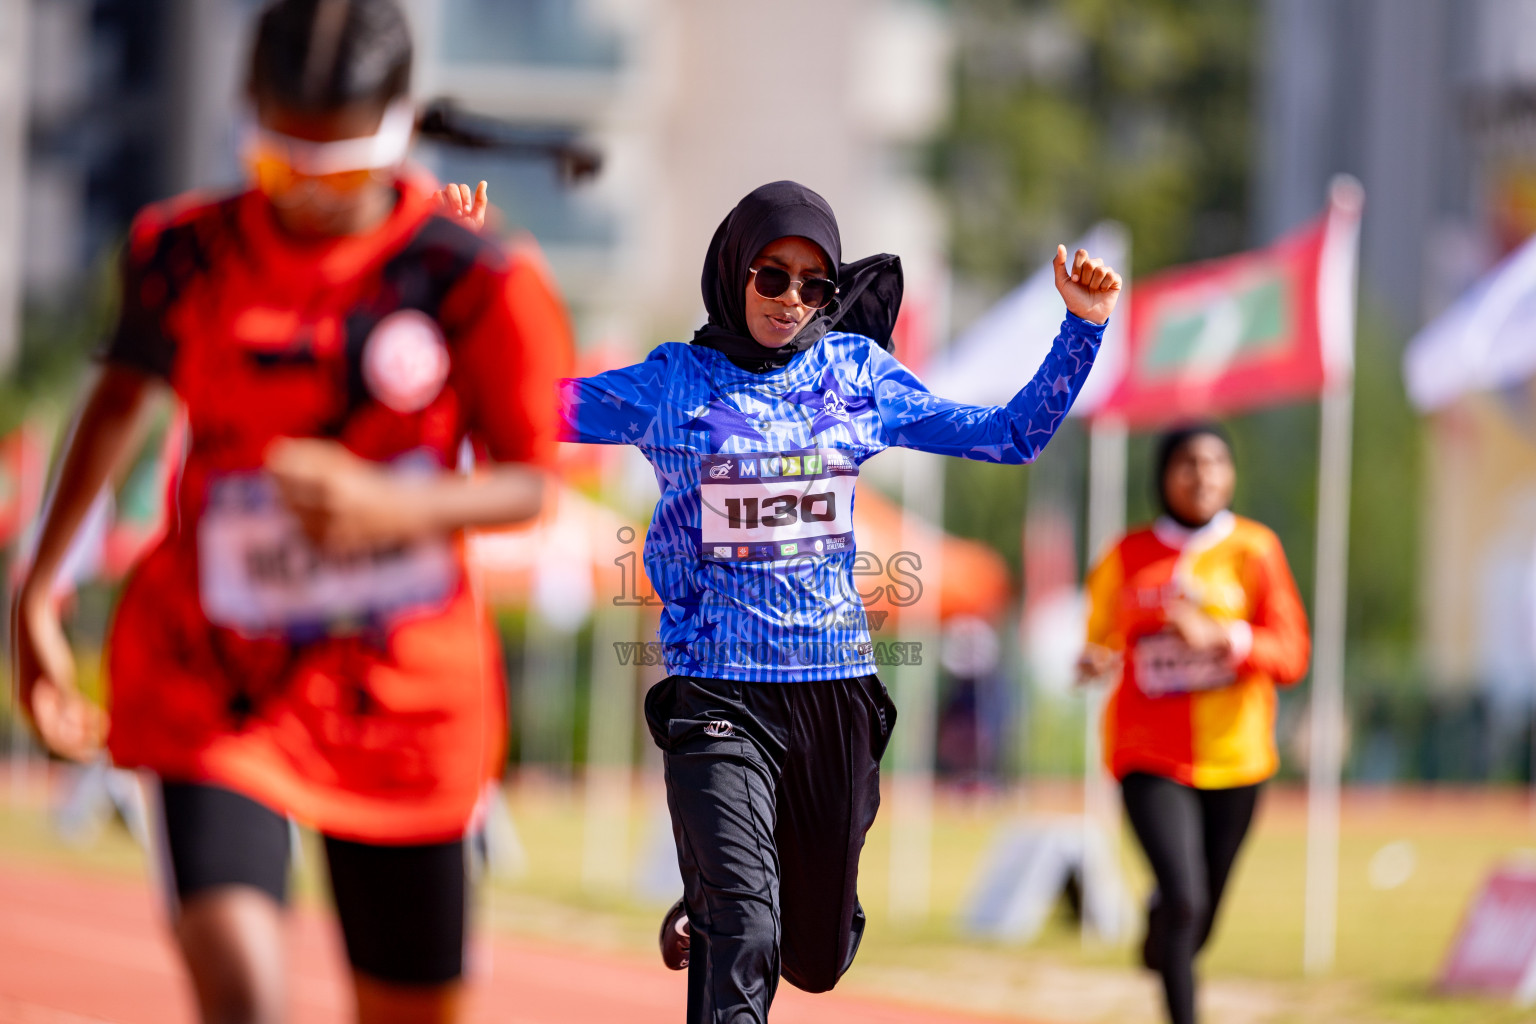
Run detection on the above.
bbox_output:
[245,98,415,176]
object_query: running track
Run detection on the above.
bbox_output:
[0,863,1027,1024]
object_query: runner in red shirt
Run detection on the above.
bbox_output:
[11,2,570,1021]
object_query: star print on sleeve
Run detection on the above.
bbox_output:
[872,313,1106,464]
[781,367,876,438]
[558,354,667,446]
[680,396,767,450]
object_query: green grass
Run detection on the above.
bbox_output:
[482,781,1536,1022]
[5,774,1536,1022]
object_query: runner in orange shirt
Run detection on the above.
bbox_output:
[1080,423,1309,1024]
[11,2,570,1021]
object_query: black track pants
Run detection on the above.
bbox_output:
[645,674,896,1024]
[1121,772,1261,1024]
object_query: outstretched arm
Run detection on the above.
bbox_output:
[14,366,160,759]
[559,356,668,447]
[877,246,1121,463]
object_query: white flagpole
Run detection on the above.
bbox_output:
[1080,222,1131,944]
[1083,416,1128,943]
[1303,175,1364,975]
[582,602,639,891]
[889,449,943,922]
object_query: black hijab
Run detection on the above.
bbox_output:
[692,180,904,373]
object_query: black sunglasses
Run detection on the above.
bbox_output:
[749,265,838,309]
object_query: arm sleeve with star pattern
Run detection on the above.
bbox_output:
[558,348,669,446]
[871,313,1105,463]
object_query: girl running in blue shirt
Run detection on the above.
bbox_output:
[448,178,1121,1021]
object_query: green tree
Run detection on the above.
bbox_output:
[932,0,1420,685]
[934,0,1256,293]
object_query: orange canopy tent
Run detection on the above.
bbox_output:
[468,483,641,614]
[848,482,1012,626]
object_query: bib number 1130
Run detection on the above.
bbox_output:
[723,492,836,529]
[699,448,856,561]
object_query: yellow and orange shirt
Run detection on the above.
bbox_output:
[1087,512,1310,790]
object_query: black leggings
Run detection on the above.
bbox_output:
[1121,772,1260,1024]
[645,674,896,1024]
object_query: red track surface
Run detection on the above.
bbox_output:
[0,863,1021,1024]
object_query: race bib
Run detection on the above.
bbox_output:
[197,471,457,636]
[1133,630,1237,697]
[699,448,858,562]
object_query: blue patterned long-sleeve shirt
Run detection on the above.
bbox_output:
[560,313,1105,682]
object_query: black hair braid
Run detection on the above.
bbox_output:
[249,0,412,112]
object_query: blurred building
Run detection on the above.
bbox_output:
[18,1,237,301]
[1258,0,1536,702]
[8,0,951,365]
[1256,0,1476,324]
[407,0,951,358]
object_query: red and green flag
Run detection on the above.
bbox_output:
[0,425,44,547]
[1096,194,1358,427]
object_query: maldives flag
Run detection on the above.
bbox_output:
[0,425,44,547]
[1096,186,1362,427]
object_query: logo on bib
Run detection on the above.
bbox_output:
[362,309,450,413]
[710,462,732,479]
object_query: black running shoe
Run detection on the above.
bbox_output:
[659,898,691,970]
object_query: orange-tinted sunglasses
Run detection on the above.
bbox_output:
[243,100,414,201]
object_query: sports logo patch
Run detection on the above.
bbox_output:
[703,720,735,738]
[362,309,451,413]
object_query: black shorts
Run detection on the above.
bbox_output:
[156,779,469,986]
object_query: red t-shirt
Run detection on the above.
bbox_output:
[102,173,572,842]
